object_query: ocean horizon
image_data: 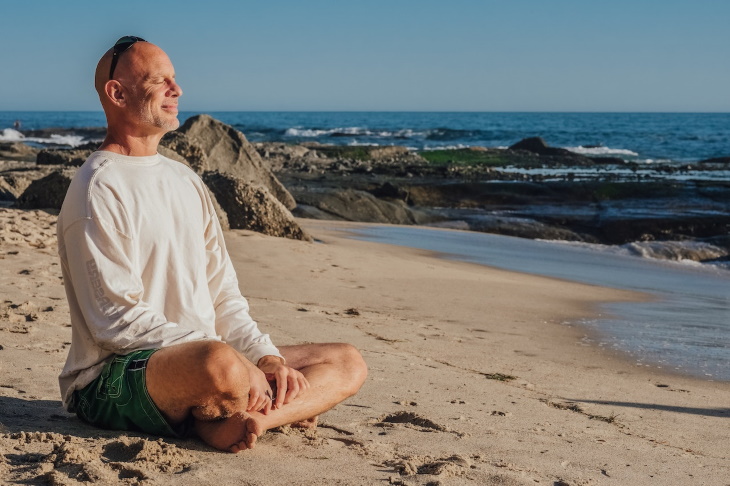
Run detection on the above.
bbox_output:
[2,111,730,164]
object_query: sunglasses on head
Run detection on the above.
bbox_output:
[109,36,147,80]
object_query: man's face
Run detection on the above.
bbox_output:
[117,44,183,134]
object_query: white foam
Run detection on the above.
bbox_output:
[285,128,332,137]
[284,127,427,139]
[546,238,728,266]
[422,144,472,151]
[0,128,25,142]
[620,240,728,263]
[347,141,380,147]
[565,145,639,157]
[0,128,86,147]
[45,134,86,147]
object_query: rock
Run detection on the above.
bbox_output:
[0,174,33,201]
[509,137,575,157]
[368,146,411,160]
[15,169,76,209]
[468,216,591,242]
[37,147,95,166]
[698,156,730,165]
[0,142,39,162]
[159,131,207,172]
[202,171,310,241]
[292,188,429,225]
[0,178,18,201]
[254,142,312,161]
[171,115,296,210]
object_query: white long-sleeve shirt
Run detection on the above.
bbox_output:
[57,151,282,410]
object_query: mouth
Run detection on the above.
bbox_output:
[162,104,179,114]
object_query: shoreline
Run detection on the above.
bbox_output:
[1,211,728,484]
[324,221,729,382]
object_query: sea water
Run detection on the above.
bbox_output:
[2,111,730,163]
[348,225,729,381]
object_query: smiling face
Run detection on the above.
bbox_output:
[111,42,183,134]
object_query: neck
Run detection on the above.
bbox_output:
[99,125,165,156]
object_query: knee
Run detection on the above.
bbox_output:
[333,343,368,396]
[195,341,249,398]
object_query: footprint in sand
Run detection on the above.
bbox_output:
[385,453,477,478]
[374,411,453,433]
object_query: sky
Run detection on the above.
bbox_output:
[1,0,729,112]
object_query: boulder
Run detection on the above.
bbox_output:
[509,137,575,157]
[37,147,95,166]
[202,171,310,241]
[15,169,76,209]
[170,115,296,210]
[0,177,18,201]
[292,188,429,225]
[158,131,207,172]
[0,142,39,162]
[1,173,34,201]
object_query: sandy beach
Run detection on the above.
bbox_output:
[1,208,728,485]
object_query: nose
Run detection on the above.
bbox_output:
[169,79,183,98]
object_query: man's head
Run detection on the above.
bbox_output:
[95,37,183,137]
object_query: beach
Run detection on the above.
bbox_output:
[1,210,728,485]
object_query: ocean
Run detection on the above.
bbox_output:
[1,111,728,381]
[2,111,730,164]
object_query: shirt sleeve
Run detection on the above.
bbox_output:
[61,215,212,353]
[202,189,283,365]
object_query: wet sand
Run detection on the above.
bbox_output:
[0,209,728,485]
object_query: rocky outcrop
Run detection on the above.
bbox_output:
[291,188,431,225]
[507,137,624,165]
[36,146,95,166]
[509,137,575,157]
[202,171,309,241]
[0,142,39,162]
[0,173,36,201]
[15,170,76,210]
[168,115,296,210]
[698,156,730,166]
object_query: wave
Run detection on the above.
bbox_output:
[284,127,427,139]
[550,238,728,269]
[565,145,639,157]
[619,240,728,264]
[0,128,87,147]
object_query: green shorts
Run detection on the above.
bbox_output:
[73,349,188,438]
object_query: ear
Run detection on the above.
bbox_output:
[104,80,127,107]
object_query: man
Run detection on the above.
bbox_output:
[57,36,367,453]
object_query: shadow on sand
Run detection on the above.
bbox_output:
[569,399,730,418]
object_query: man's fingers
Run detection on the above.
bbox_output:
[247,391,258,411]
[284,374,300,404]
[275,373,288,409]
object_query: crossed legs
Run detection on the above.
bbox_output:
[145,341,367,452]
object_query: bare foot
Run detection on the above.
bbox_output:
[195,411,267,453]
[229,412,267,453]
[291,415,319,429]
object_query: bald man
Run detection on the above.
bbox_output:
[57,36,367,453]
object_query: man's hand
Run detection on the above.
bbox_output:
[241,359,274,414]
[257,355,310,410]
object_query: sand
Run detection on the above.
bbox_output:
[0,208,728,485]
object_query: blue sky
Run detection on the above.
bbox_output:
[1,0,728,112]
